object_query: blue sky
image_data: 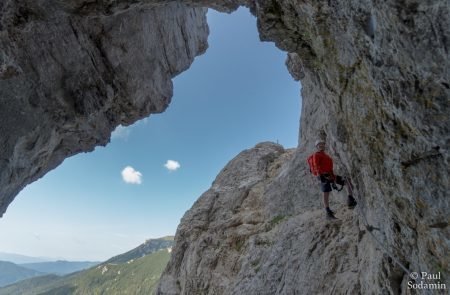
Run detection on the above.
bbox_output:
[0,8,301,261]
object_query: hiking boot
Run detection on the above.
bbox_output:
[326,210,337,220]
[347,196,357,209]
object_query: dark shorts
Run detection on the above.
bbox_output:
[317,174,346,193]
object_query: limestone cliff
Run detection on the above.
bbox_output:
[158,141,448,294]
[0,0,208,214]
[0,0,449,294]
[158,0,449,293]
[158,142,364,294]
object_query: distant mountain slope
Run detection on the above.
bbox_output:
[0,252,52,264]
[105,236,174,264]
[0,261,44,287]
[20,261,99,275]
[70,249,171,295]
[0,250,171,295]
[0,237,174,294]
[0,274,60,294]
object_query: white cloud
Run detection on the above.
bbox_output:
[164,160,180,171]
[121,166,142,184]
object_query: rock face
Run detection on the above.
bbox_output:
[159,0,449,294]
[1,0,449,294]
[158,142,363,294]
[159,140,449,294]
[0,0,208,215]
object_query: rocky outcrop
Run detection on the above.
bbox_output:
[158,142,363,294]
[159,0,449,294]
[273,1,450,293]
[0,0,208,215]
[1,0,449,294]
[159,140,448,294]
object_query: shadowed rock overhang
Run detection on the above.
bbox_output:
[0,0,448,294]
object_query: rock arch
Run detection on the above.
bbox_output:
[1,0,448,293]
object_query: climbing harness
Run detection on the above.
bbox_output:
[331,181,344,192]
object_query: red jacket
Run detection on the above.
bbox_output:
[310,151,334,176]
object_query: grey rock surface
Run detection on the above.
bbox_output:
[159,0,449,294]
[158,142,362,294]
[0,0,208,215]
[0,0,449,294]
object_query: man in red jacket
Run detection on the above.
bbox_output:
[310,139,357,219]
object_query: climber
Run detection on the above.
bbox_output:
[307,139,357,219]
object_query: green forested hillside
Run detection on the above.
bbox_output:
[0,261,44,287]
[71,249,171,294]
[0,249,171,295]
[106,236,173,264]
